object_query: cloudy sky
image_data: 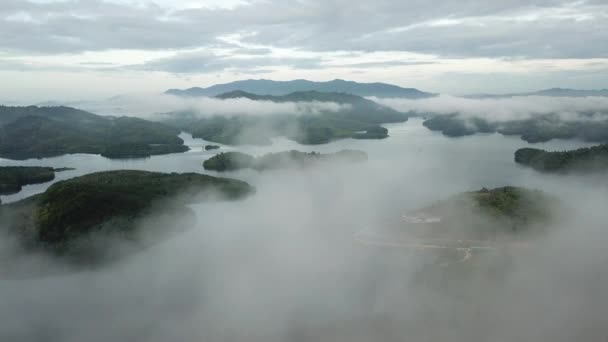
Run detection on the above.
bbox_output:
[1,0,607,101]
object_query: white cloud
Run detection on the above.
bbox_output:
[73,93,352,118]
[374,95,608,121]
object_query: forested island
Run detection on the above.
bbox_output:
[422,113,608,143]
[0,106,189,160]
[0,166,58,196]
[203,150,368,172]
[0,170,254,265]
[162,91,406,145]
[369,186,561,245]
[515,144,608,173]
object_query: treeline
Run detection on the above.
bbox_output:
[515,144,608,172]
[0,106,189,160]
[203,150,368,172]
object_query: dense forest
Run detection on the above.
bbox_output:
[0,166,57,196]
[0,106,189,160]
[393,186,561,242]
[515,144,608,172]
[423,113,608,143]
[203,150,368,172]
[0,170,254,264]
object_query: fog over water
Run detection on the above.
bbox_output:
[0,119,596,203]
[2,119,608,341]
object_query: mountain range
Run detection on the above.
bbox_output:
[0,106,188,160]
[165,79,436,99]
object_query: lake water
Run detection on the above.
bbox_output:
[0,118,597,204]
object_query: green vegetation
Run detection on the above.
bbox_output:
[0,166,56,195]
[0,106,189,160]
[163,91,408,145]
[403,186,560,240]
[203,150,368,172]
[0,170,254,263]
[515,144,608,173]
[352,126,389,139]
[468,187,554,227]
[423,115,495,137]
[202,152,256,171]
[422,113,608,143]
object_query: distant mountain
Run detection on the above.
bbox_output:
[165,79,436,99]
[216,89,398,106]
[467,88,608,98]
[0,106,189,160]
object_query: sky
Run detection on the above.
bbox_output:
[0,0,607,101]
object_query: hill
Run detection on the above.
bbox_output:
[0,170,254,265]
[362,186,561,252]
[0,166,56,196]
[165,79,436,98]
[0,106,189,160]
[163,91,407,145]
[515,144,608,173]
[203,150,367,171]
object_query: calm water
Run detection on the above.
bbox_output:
[0,118,596,204]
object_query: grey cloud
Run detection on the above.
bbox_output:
[0,0,606,60]
[133,51,436,74]
[334,61,438,68]
[374,94,608,122]
[135,51,323,73]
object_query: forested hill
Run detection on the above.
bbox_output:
[0,106,189,160]
[0,170,254,266]
[515,145,608,173]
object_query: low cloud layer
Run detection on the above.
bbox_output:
[375,95,608,122]
[1,124,608,341]
[73,93,351,119]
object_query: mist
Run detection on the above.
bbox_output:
[1,121,608,341]
[373,95,608,122]
[69,93,351,119]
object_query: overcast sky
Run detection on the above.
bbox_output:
[1,0,607,101]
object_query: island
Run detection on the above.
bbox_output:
[0,106,189,160]
[422,113,608,143]
[162,91,409,145]
[0,166,69,196]
[203,150,368,172]
[357,186,561,256]
[352,126,389,139]
[515,144,608,173]
[0,170,254,265]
